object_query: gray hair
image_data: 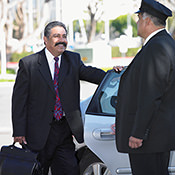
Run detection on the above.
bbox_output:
[142,12,166,27]
[44,21,68,39]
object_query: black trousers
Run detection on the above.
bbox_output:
[38,117,79,175]
[129,151,170,175]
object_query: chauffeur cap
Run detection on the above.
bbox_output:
[136,0,172,22]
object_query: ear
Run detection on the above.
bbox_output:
[146,17,152,25]
[43,36,47,45]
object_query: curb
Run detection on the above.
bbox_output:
[0,82,14,87]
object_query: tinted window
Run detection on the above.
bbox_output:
[86,70,123,116]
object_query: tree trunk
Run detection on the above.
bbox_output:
[11,1,50,52]
[0,0,8,77]
[88,17,96,43]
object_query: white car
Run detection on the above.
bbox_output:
[77,69,175,175]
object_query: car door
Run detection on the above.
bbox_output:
[83,69,132,175]
[83,69,175,175]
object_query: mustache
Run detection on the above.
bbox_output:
[55,42,67,47]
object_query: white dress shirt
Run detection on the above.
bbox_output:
[143,28,165,46]
[45,48,62,80]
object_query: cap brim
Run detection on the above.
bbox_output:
[135,10,141,14]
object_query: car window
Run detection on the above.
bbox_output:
[100,72,120,114]
[86,70,124,116]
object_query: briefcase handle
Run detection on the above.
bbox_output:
[11,141,31,152]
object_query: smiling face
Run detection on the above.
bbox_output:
[44,26,68,57]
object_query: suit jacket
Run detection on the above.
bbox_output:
[12,48,105,151]
[116,30,175,153]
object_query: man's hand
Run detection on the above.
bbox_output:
[14,136,27,144]
[111,123,115,135]
[129,136,143,149]
[113,66,124,72]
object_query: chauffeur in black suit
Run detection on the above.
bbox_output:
[115,0,175,174]
[12,21,105,175]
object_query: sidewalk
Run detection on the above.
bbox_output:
[0,74,16,80]
[0,82,14,147]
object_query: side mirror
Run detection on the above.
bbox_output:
[110,96,117,108]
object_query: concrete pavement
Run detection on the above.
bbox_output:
[0,82,14,147]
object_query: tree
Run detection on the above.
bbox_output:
[0,0,24,76]
[158,0,175,38]
[10,0,52,53]
[110,15,137,39]
[0,0,52,77]
[0,0,8,76]
[86,0,104,43]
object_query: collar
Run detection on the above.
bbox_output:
[45,48,61,67]
[143,28,165,46]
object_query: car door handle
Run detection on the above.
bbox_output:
[93,128,115,141]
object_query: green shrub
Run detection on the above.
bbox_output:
[7,68,16,74]
[10,51,33,62]
[112,47,122,57]
[0,68,16,74]
[112,47,140,57]
[126,47,141,57]
[110,14,138,38]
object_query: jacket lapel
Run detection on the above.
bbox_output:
[121,46,145,78]
[38,49,55,94]
[121,30,166,79]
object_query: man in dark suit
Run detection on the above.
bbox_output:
[115,0,175,174]
[12,21,106,175]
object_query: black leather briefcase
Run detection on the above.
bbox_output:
[0,142,42,175]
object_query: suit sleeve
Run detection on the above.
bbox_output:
[12,59,29,137]
[79,57,106,84]
[131,42,172,139]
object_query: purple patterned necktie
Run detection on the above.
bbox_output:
[53,57,63,120]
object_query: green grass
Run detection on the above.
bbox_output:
[0,79,15,82]
[0,68,15,82]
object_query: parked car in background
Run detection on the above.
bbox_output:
[76,69,175,175]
